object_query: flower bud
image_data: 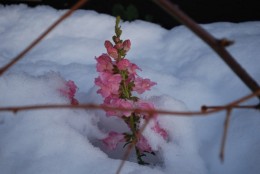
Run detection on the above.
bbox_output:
[104,41,119,60]
[113,36,120,43]
[104,40,113,49]
[123,40,131,52]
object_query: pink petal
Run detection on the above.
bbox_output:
[136,135,152,153]
[128,63,141,75]
[117,59,130,70]
[102,131,125,150]
[59,80,79,105]
[103,97,134,117]
[136,100,157,118]
[95,54,113,73]
[133,77,157,94]
[152,121,168,140]
[95,73,122,98]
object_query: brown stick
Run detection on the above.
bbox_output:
[202,105,259,111]
[0,103,210,116]
[1,88,260,115]
[153,0,260,101]
[115,88,260,173]
[0,89,259,174]
[115,140,136,174]
[0,0,88,76]
[116,114,154,174]
[220,109,232,162]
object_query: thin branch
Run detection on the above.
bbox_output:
[220,108,232,162]
[0,103,211,115]
[116,114,154,174]
[202,105,259,110]
[1,88,260,116]
[117,86,259,173]
[0,89,259,174]
[116,88,260,173]
[0,103,232,116]
[153,0,260,101]
[0,0,89,76]
[116,140,136,174]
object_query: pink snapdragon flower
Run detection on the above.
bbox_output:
[95,72,122,98]
[102,132,125,150]
[103,97,134,117]
[117,59,131,70]
[95,17,168,164]
[96,54,113,73]
[133,77,157,94]
[104,40,118,60]
[137,100,158,118]
[59,80,79,105]
[117,59,141,75]
[128,63,141,75]
[136,135,152,153]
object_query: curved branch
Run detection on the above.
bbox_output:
[0,0,88,76]
[153,0,260,101]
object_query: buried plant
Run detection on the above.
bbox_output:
[95,17,168,165]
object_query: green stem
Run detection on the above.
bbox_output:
[123,81,130,98]
[135,146,148,165]
[130,115,135,132]
[120,70,131,99]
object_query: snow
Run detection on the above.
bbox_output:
[0,4,260,174]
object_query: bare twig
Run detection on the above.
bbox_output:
[0,0,89,76]
[153,0,260,101]
[1,88,260,115]
[116,88,260,173]
[116,140,136,174]
[1,89,259,174]
[202,105,259,110]
[116,114,154,174]
[0,103,210,115]
[0,103,238,116]
[220,108,232,162]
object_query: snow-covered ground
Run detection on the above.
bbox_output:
[0,4,260,174]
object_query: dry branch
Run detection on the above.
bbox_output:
[1,88,259,115]
[116,114,154,174]
[153,0,260,101]
[202,104,259,110]
[0,0,89,76]
[220,109,232,162]
[1,88,259,171]
[116,88,260,173]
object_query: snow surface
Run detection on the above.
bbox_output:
[0,4,260,174]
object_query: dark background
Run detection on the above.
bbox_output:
[1,0,260,29]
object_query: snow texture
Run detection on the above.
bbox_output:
[0,4,260,174]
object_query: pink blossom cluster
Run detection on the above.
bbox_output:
[96,41,167,150]
[95,17,167,164]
